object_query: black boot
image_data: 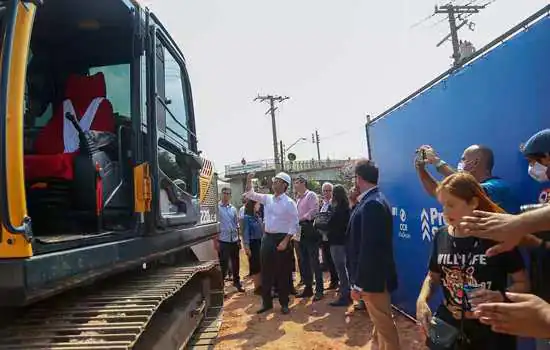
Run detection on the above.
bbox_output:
[296,287,313,298]
[234,283,245,293]
[256,304,273,314]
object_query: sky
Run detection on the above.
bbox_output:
[141,0,548,176]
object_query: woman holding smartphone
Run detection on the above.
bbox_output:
[416,172,529,349]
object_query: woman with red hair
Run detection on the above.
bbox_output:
[416,172,529,349]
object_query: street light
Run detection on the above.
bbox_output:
[285,137,307,153]
[280,137,306,172]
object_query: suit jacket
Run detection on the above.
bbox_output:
[346,187,398,293]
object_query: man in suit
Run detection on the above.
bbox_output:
[347,159,400,350]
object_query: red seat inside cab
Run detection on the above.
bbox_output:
[25,72,115,181]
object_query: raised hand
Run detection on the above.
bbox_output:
[459,211,524,256]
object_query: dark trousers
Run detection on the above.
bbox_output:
[295,241,305,282]
[299,239,324,294]
[219,241,241,286]
[261,233,293,307]
[321,241,338,285]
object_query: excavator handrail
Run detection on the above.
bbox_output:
[0,0,31,239]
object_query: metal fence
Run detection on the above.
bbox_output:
[224,158,353,176]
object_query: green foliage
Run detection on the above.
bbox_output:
[309,180,321,194]
[337,161,355,190]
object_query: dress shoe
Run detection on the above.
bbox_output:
[281,306,290,314]
[235,284,245,293]
[296,288,313,298]
[256,305,273,314]
[330,298,352,307]
[313,293,323,302]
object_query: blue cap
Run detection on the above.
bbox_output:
[522,129,550,156]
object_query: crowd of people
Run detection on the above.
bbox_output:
[216,128,550,350]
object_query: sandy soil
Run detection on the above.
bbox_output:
[215,258,427,350]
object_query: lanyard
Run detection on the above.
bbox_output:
[451,236,479,344]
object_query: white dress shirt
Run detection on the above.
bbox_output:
[319,199,331,242]
[245,190,299,236]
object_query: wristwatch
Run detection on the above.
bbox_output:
[434,159,447,170]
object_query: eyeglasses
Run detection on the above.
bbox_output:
[222,192,231,195]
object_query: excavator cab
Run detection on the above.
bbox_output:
[0,0,220,306]
[25,71,121,234]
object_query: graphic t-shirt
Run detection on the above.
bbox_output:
[429,226,524,315]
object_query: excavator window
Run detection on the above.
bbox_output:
[155,38,192,150]
[153,30,201,227]
[89,63,131,121]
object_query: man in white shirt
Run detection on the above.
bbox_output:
[245,171,299,315]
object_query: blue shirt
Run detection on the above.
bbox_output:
[218,202,239,243]
[481,177,520,214]
[243,214,263,247]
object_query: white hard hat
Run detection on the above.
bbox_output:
[273,172,291,185]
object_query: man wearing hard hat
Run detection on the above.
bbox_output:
[245,171,299,315]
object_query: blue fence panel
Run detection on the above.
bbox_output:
[369,13,550,323]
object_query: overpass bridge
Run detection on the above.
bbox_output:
[222,158,355,198]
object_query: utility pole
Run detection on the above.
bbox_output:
[435,3,486,66]
[254,94,290,172]
[312,129,321,161]
[279,140,285,171]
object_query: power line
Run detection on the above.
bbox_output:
[410,12,437,29]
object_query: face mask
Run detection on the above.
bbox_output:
[457,162,465,172]
[528,163,549,183]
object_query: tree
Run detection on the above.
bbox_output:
[337,161,355,190]
[309,180,321,194]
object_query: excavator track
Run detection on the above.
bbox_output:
[0,260,223,350]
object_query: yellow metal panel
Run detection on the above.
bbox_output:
[199,158,214,203]
[0,2,36,258]
[134,163,152,213]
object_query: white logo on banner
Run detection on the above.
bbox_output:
[393,207,410,239]
[421,208,446,241]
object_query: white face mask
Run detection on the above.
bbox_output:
[528,162,549,183]
[457,162,465,172]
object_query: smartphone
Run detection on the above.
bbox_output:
[416,148,427,163]
[463,284,484,311]
[421,149,427,162]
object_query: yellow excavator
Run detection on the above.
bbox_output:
[0,0,223,349]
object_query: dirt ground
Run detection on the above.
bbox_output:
[215,257,427,350]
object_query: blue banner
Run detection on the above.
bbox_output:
[369,12,550,323]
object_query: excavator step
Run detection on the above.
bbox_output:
[186,312,223,350]
[0,261,221,350]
